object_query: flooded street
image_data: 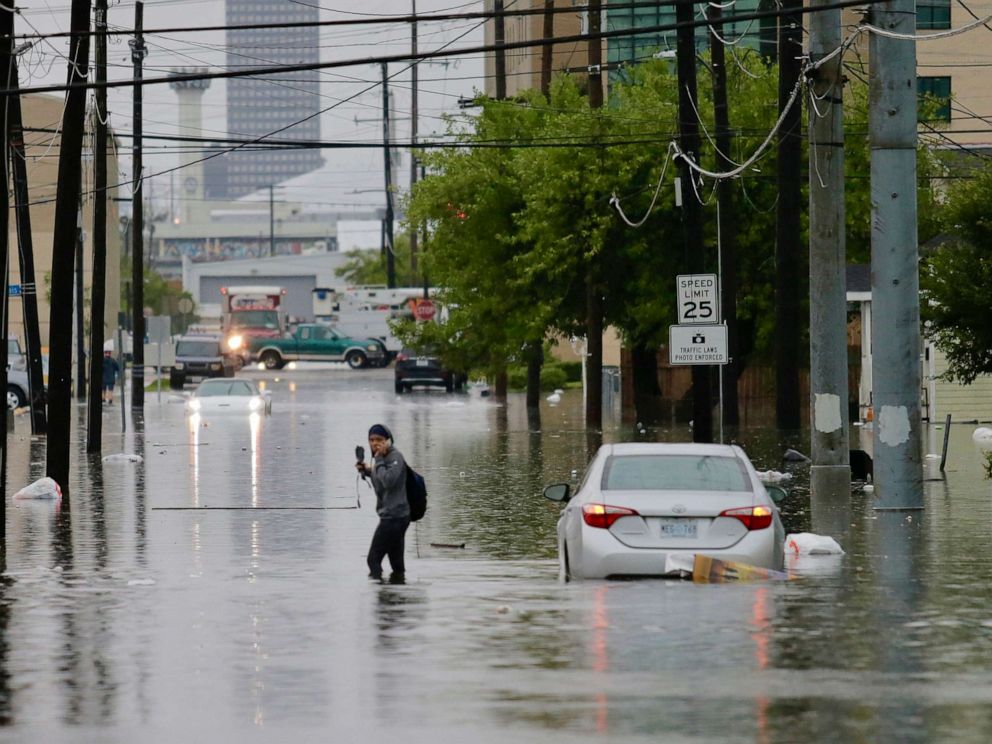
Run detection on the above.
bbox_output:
[3,367,992,741]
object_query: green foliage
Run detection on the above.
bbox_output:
[540,365,568,391]
[557,361,583,383]
[334,233,418,287]
[921,164,992,383]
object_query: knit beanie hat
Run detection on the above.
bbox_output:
[368,423,393,441]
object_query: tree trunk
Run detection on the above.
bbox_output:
[631,343,663,425]
[494,369,508,401]
[586,277,603,429]
[525,340,543,409]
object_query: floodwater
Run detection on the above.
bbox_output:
[2,368,992,742]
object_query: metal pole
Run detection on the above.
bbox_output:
[939,413,951,472]
[382,62,396,289]
[269,184,275,257]
[675,0,712,443]
[717,200,724,445]
[130,1,146,410]
[87,0,109,452]
[45,0,91,495]
[869,0,923,509]
[7,54,47,435]
[808,0,851,498]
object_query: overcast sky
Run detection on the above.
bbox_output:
[14,0,485,246]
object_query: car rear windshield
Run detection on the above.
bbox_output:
[197,381,256,397]
[177,341,220,357]
[602,455,752,492]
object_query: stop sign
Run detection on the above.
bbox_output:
[413,298,436,321]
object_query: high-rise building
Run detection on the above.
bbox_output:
[205,0,324,199]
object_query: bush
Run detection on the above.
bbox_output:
[557,361,583,383]
[540,365,568,391]
[507,366,528,390]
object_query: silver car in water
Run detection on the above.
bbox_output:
[543,443,785,580]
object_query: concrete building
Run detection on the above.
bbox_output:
[8,94,122,349]
[203,0,324,199]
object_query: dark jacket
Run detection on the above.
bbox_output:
[371,446,410,519]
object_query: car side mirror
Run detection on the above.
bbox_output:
[766,484,788,505]
[543,483,571,503]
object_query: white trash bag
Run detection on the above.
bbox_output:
[785,533,844,556]
[102,453,144,464]
[756,469,794,484]
[13,477,62,501]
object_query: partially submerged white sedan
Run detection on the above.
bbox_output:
[543,443,785,580]
[186,378,271,415]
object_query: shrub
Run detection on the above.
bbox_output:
[540,365,568,391]
[507,366,528,390]
[557,361,583,383]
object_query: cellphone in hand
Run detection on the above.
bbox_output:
[355,445,365,462]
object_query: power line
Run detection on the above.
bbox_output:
[3,0,887,97]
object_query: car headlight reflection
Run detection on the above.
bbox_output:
[188,398,202,412]
[249,396,262,411]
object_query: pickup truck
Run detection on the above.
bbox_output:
[249,324,387,370]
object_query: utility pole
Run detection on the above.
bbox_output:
[808,0,850,496]
[0,6,12,518]
[269,184,275,257]
[381,62,396,289]
[709,3,740,428]
[46,0,91,495]
[585,0,603,428]
[540,1,554,96]
[775,0,803,430]
[87,0,109,452]
[409,0,419,275]
[130,1,147,410]
[75,202,86,400]
[869,0,923,509]
[676,0,713,443]
[7,54,47,434]
[494,0,506,100]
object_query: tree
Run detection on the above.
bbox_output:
[921,163,992,383]
[335,233,417,287]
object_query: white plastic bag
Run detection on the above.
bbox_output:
[755,469,793,484]
[13,477,62,501]
[785,533,844,556]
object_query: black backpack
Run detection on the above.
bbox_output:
[405,465,427,522]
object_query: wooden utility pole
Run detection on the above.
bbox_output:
[676,0,713,442]
[709,4,740,427]
[585,0,604,428]
[46,0,92,494]
[7,55,47,434]
[775,0,803,430]
[494,0,506,100]
[130,1,146,410]
[75,198,86,400]
[269,184,275,257]
[409,0,419,275]
[540,1,554,96]
[0,5,13,518]
[88,0,109,452]
[381,63,396,288]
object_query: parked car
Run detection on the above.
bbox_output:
[542,443,786,580]
[186,378,271,415]
[393,348,466,394]
[249,323,386,370]
[170,335,241,389]
[7,367,30,410]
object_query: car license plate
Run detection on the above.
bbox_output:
[416,359,429,366]
[659,519,697,539]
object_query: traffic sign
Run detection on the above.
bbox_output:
[676,273,719,325]
[413,298,436,322]
[669,324,728,365]
[8,284,21,297]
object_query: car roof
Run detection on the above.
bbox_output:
[178,334,222,341]
[604,442,743,458]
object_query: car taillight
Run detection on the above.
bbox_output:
[720,505,773,530]
[582,503,639,529]
[396,353,408,361]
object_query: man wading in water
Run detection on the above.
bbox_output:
[357,424,410,583]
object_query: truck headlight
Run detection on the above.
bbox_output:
[174,362,184,370]
[367,344,379,351]
[210,363,222,370]
[227,334,244,351]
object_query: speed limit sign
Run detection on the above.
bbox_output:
[676,274,719,325]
